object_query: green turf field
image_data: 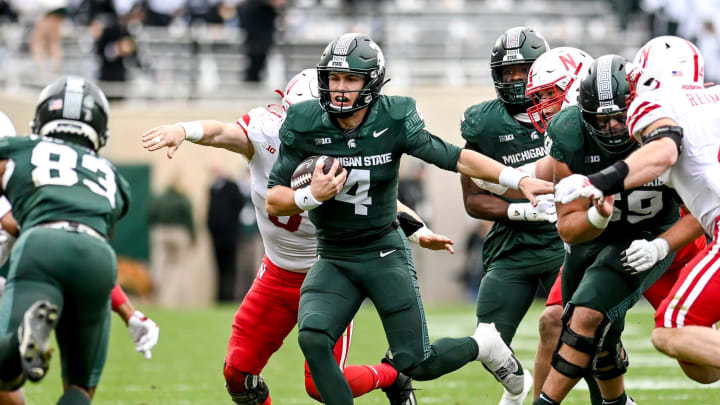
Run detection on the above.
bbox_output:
[21,300,720,404]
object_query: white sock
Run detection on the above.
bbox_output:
[472,322,513,369]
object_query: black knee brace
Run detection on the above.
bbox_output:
[594,340,629,380]
[227,374,270,405]
[551,304,611,379]
[0,371,25,391]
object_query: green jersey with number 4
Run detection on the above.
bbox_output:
[0,136,130,238]
[548,106,678,241]
[461,99,562,268]
[269,95,461,242]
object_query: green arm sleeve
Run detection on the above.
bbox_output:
[406,129,462,172]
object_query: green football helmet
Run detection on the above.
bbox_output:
[317,33,387,115]
[578,54,633,154]
[490,26,549,106]
[31,76,110,151]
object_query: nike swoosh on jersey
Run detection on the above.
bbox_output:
[379,249,396,258]
[373,128,389,138]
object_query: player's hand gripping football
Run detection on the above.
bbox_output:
[555,174,604,204]
[310,159,347,202]
[128,311,159,359]
[517,177,554,206]
[142,124,186,159]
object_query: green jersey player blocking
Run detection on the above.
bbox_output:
[266,33,552,405]
[0,77,130,405]
[533,56,680,405]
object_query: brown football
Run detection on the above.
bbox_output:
[290,155,343,190]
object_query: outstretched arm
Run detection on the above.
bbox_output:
[142,120,254,160]
[397,201,454,254]
[112,285,159,359]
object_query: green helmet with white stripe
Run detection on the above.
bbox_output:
[317,33,387,115]
[31,76,110,151]
[490,26,549,107]
[579,54,633,154]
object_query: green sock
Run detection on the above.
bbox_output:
[0,332,22,383]
[534,392,560,405]
[404,337,478,381]
[57,387,91,405]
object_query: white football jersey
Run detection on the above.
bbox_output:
[627,87,720,236]
[237,106,318,272]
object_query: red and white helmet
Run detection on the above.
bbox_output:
[627,36,704,104]
[526,47,594,133]
[276,69,319,111]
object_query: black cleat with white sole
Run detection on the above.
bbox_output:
[381,354,417,405]
[18,300,59,382]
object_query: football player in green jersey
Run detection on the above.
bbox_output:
[532,56,680,405]
[266,33,553,405]
[0,77,130,405]
[460,26,556,405]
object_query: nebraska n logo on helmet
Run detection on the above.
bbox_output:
[317,33,388,115]
[526,47,594,133]
[31,76,110,151]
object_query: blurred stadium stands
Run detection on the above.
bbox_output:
[0,0,649,100]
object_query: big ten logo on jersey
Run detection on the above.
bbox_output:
[262,142,276,154]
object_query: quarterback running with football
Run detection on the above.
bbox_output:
[0,77,131,405]
[265,33,552,405]
[556,36,720,383]
[460,29,595,405]
[142,69,457,405]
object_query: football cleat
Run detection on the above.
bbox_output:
[18,300,59,382]
[487,353,527,396]
[381,353,417,405]
[497,369,533,405]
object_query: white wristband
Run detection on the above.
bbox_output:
[177,121,204,143]
[652,237,670,260]
[587,206,611,229]
[294,186,322,211]
[498,167,529,190]
[408,226,432,243]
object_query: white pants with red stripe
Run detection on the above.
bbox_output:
[655,217,720,328]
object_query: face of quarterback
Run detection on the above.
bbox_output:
[502,63,531,84]
[328,71,365,109]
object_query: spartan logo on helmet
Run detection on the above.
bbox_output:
[579,55,634,154]
[31,76,110,151]
[317,33,387,116]
[490,26,549,107]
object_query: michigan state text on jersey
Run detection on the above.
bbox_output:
[267,32,553,405]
